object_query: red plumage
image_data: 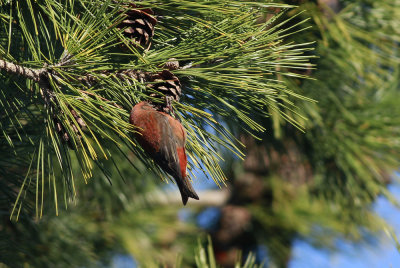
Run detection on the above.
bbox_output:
[130,101,199,205]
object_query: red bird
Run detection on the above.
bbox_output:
[130,101,199,205]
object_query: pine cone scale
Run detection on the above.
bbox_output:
[135,19,145,26]
[124,28,135,34]
[146,70,182,106]
[121,19,136,24]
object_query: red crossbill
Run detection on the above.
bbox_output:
[130,101,199,205]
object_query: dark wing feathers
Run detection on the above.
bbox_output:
[153,113,198,205]
[153,113,182,179]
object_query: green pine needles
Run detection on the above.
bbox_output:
[0,0,313,217]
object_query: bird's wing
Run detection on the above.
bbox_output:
[153,113,182,179]
[169,116,187,178]
[155,113,198,204]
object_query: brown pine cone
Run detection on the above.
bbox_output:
[163,58,180,71]
[148,70,182,103]
[118,3,157,49]
[111,68,182,112]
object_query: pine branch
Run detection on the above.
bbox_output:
[0,58,45,83]
[0,57,179,103]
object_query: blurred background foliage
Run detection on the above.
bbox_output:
[1,0,400,267]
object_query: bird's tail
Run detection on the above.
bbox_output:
[176,177,199,205]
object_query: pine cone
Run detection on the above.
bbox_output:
[112,69,182,112]
[148,70,182,103]
[118,3,157,49]
[163,58,180,71]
